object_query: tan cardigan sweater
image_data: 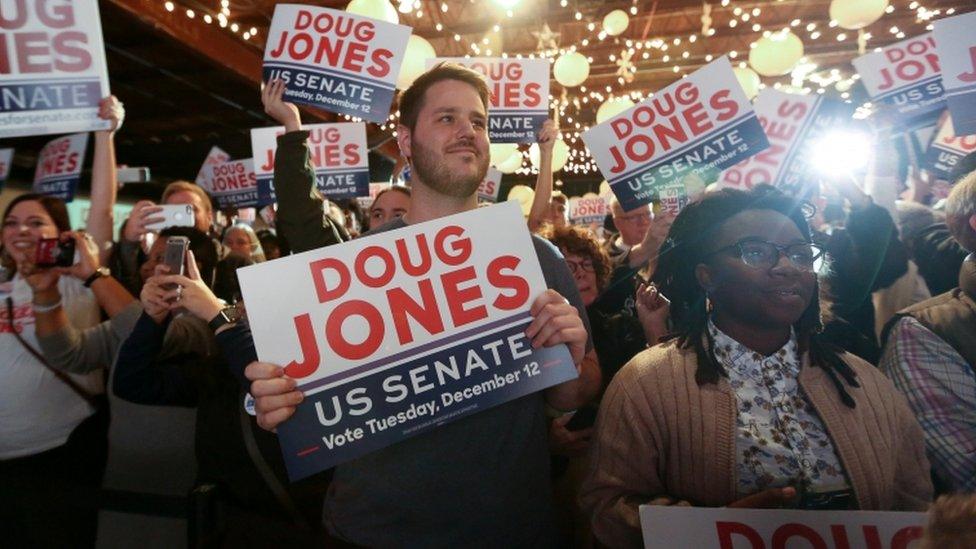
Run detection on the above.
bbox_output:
[580,340,933,548]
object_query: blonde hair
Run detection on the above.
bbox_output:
[923,494,976,549]
[222,223,266,263]
[162,181,212,213]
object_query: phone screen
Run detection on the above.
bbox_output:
[161,236,188,291]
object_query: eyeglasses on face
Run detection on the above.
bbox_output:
[565,257,596,274]
[705,239,826,272]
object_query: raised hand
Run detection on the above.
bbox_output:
[261,78,302,132]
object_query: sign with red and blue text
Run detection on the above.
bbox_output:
[429,57,550,143]
[238,202,578,480]
[477,167,502,202]
[720,89,852,197]
[924,113,976,180]
[853,32,945,131]
[933,11,976,136]
[200,158,259,209]
[32,133,87,201]
[582,57,767,212]
[250,122,369,204]
[0,0,111,138]
[263,4,411,124]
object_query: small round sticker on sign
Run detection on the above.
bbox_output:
[243,392,256,416]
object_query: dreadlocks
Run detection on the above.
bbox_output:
[651,185,860,408]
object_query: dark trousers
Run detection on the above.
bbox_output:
[0,408,108,548]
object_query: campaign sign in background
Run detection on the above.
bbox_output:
[721,90,852,197]
[852,32,944,131]
[251,122,369,204]
[583,57,768,211]
[933,11,976,136]
[477,167,503,202]
[195,146,231,187]
[0,148,13,188]
[568,197,608,225]
[357,181,392,210]
[200,159,259,208]
[430,58,550,143]
[639,506,925,549]
[33,133,88,201]
[0,0,111,138]
[238,202,578,480]
[924,114,976,179]
[263,4,411,124]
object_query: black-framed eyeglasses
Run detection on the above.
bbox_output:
[705,239,826,272]
[566,258,595,274]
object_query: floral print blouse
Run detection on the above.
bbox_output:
[708,321,850,497]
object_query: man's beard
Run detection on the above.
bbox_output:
[411,139,488,199]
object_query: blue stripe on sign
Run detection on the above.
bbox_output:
[872,75,942,101]
[264,60,394,89]
[607,112,759,183]
[298,311,533,393]
[0,81,102,113]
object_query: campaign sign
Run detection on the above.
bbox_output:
[195,146,231,187]
[237,201,578,480]
[477,167,502,202]
[201,159,259,209]
[429,58,550,143]
[924,114,976,180]
[357,182,391,210]
[721,90,852,195]
[658,182,688,215]
[639,506,924,549]
[0,0,111,138]
[32,133,88,201]
[263,4,411,124]
[933,11,976,136]
[582,57,768,211]
[251,122,369,204]
[568,197,607,225]
[0,148,13,184]
[852,32,945,130]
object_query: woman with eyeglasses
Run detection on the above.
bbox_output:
[581,186,931,548]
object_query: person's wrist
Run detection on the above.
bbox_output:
[33,289,61,306]
[200,298,224,321]
[284,119,302,133]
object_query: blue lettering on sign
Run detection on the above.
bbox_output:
[609,114,768,211]
[263,64,395,124]
[276,316,576,481]
[35,177,79,202]
[0,80,101,113]
[256,169,369,207]
[876,76,945,119]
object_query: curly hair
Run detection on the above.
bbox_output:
[651,185,860,407]
[539,223,613,292]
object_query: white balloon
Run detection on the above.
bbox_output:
[529,139,570,172]
[490,143,519,166]
[602,9,629,37]
[496,150,524,174]
[582,192,599,200]
[749,30,804,77]
[829,0,889,30]
[397,35,436,90]
[345,0,398,24]
[554,52,590,87]
[507,184,535,216]
[598,180,612,197]
[732,66,761,99]
[596,96,636,124]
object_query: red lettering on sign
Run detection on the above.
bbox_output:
[326,299,385,360]
[266,9,393,78]
[771,524,827,549]
[716,521,764,549]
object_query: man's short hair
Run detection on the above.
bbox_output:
[374,185,411,205]
[161,180,212,213]
[946,170,976,251]
[398,62,490,132]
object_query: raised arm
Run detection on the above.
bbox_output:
[88,96,125,264]
[527,120,558,233]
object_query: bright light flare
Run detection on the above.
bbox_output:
[811,130,871,176]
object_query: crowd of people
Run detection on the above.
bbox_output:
[2,62,975,548]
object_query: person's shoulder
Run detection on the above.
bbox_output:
[530,233,564,262]
[612,339,695,391]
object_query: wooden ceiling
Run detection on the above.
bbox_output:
[1,0,973,198]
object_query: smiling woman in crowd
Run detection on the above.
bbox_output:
[581,186,932,548]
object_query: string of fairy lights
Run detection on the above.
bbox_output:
[157,0,965,178]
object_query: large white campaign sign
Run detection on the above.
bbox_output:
[263,4,411,124]
[582,57,768,212]
[0,147,13,184]
[639,506,925,549]
[0,0,111,138]
[933,11,976,136]
[852,32,944,130]
[477,167,502,202]
[924,114,976,180]
[200,158,258,209]
[195,146,231,187]
[429,57,550,143]
[238,201,578,480]
[251,122,369,204]
[720,89,852,195]
[33,132,87,201]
